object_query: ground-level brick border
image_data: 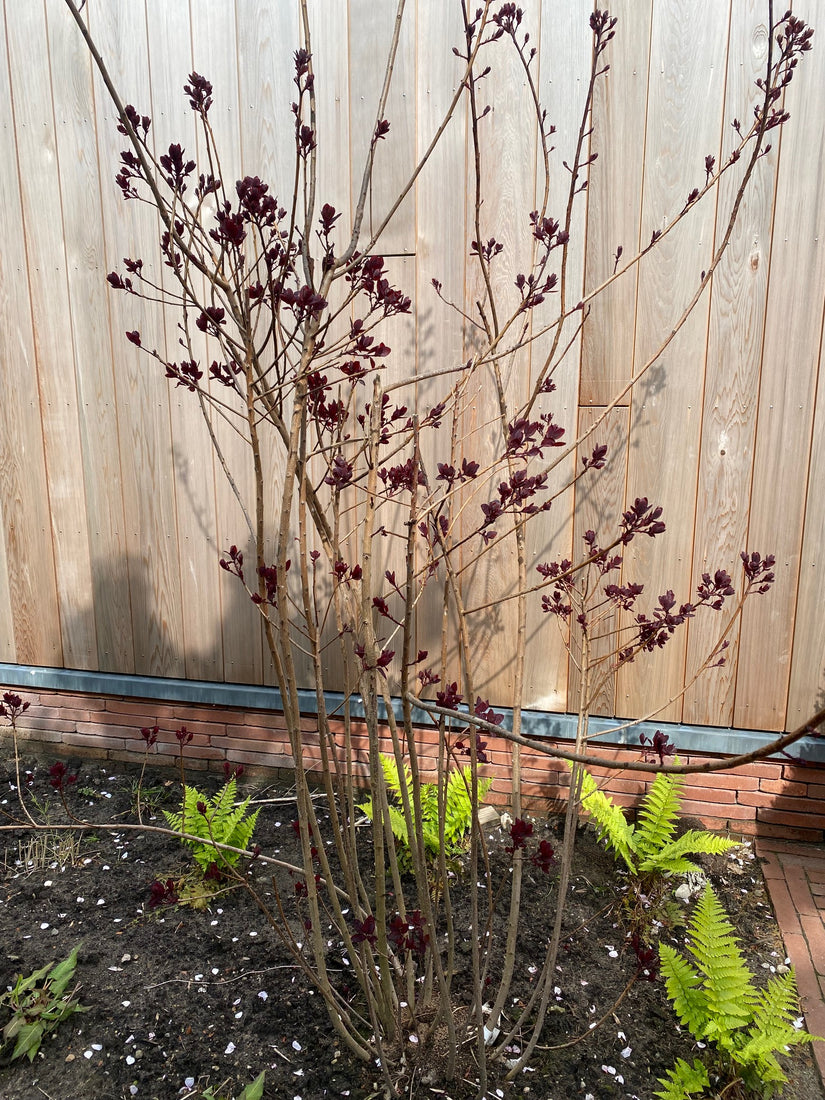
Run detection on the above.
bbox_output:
[3,684,825,844]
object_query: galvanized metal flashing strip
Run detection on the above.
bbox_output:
[1,663,822,763]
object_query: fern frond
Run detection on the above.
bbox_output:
[164,780,258,870]
[380,754,414,811]
[739,969,818,1066]
[653,1057,710,1100]
[444,767,491,844]
[577,767,637,873]
[635,771,684,861]
[659,943,711,1037]
[387,805,410,847]
[639,830,739,875]
[686,885,755,1036]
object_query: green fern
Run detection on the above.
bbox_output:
[164,778,259,872]
[577,766,739,878]
[577,767,638,872]
[360,754,490,874]
[653,1057,710,1100]
[658,883,820,1098]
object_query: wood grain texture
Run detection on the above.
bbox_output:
[568,406,630,717]
[45,0,134,673]
[0,1,823,738]
[6,2,97,669]
[683,1,775,727]
[236,0,298,201]
[414,0,467,688]
[348,0,415,254]
[616,0,729,724]
[145,0,224,684]
[0,495,13,662]
[787,336,825,727]
[523,0,592,715]
[734,6,825,732]
[580,0,652,408]
[459,4,542,704]
[0,8,62,666]
[87,0,185,678]
[236,0,300,690]
[190,0,265,688]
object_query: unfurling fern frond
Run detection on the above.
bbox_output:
[653,1057,710,1100]
[577,767,637,872]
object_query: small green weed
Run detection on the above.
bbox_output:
[0,945,89,1063]
[195,1070,265,1100]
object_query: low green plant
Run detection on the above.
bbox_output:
[0,945,89,1063]
[164,777,259,874]
[120,774,167,819]
[194,1070,265,1100]
[359,754,491,874]
[577,766,739,877]
[656,883,819,1098]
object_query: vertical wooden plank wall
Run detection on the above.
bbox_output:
[0,7,63,666]
[189,1,265,688]
[735,1,825,732]
[45,0,134,673]
[617,0,730,722]
[683,0,775,728]
[1,1,823,735]
[87,2,185,679]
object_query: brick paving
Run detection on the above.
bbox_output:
[757,838,825,1083]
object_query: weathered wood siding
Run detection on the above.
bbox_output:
[0,0,822,732]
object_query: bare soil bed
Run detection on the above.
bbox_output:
[1,750,823,1100]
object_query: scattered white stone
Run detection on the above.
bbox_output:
[224,1041,236,1055]
[292,1040,302,1051]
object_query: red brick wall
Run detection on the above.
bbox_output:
[4,686,824,843]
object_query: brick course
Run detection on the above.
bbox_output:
[3,684,824,843]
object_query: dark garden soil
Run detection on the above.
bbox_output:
[1,750,823,1100]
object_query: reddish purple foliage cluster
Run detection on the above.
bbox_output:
[388,910,429,958]
[640,729,675,766]
[148,878,179,909]
[140,725,159,748]
[0,692,29,721]
[48,761,77,791]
